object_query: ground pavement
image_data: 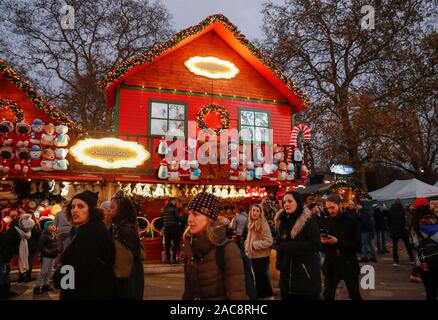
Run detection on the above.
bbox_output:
[8,256,425,300]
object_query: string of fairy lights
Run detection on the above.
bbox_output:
[98,14,310,107]
[0,60,80,131]
[0,99,24,122]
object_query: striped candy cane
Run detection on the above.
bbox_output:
[288,124,311,162]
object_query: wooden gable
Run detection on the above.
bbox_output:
[125,30,288,103]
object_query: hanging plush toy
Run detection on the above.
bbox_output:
[168,161,180,182]
[190,160,201,180]
[229,162,238,181]
[277,162,287,181]
[253,144,264,166]
[29,145,42,172]
[293,146,303,180]
[30,119,44,145]
[53,148,69,171]
[246,161,255,181]
[0,119,15,147]
[179,160,191,180]
[157,137,168,156]
[54,125,70,147]
[13,147,31,174]
[41,123,55,146]
[287,163,295,181]
[0,146,14,173]
[41,148,55,171]
[157,159,169,180]
[15,121,31,148]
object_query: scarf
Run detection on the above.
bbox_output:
[15,227,31,273]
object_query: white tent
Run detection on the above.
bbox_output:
[435,181,438,187]
[369,178,438,201]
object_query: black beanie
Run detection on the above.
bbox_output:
[187,192,219,221]
[72,190,99,209]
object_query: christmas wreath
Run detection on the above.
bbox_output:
[0,99,24,122]
[197,103,230,135]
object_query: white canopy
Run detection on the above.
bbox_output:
[435,181,438,187]
[369,178,438,201]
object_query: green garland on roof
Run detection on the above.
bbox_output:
[0,60,81,132]
[99,14,309,107]
[0,99,24,122]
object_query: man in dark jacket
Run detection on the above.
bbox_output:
[373,203,388,254]
[358,201,377,262]
[388,199,414,266]
[322,194,362,300]
[160,198,182,264]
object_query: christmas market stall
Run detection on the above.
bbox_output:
[90,14,313,261]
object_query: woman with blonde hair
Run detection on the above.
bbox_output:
[245,203,274,299]
[182,192,246,300]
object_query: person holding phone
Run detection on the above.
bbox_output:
[321,193,362,300]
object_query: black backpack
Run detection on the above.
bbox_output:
[215,240,258,300]
[418,235,438,270]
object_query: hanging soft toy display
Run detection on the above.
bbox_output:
[273,144,285,165]
[30,119,44,145]
[15,121,31,148]
[179,160,191,180]
[41,148,55,171]
[29,145,42,172]
[13,147,31,174]
[157,159,169,180]
[54,125,70,147]
[277,162,287,181]
[0,119,15,146]
[238,162,247,181]
[190,160,201,180]
[157,137,168,156]
[168,161,180,182]
[0,146,14,173]
[253,144,264,166]
[246,161,255,181]
[287,163,295,181]
[255,165,263,180]
[53,148,69,171]
[293,146,303,180]
[229,162,238,181]
[41,123,55,146]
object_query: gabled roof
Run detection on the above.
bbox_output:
[99,14,309,111]
[0,60,80,131]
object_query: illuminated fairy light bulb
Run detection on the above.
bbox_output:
[184,56,239,79]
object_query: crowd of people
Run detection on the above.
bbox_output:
[0,189,144,300]
[1,188,438,300]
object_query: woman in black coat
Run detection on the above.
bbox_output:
[58,191,116,300]
[274,191,322,300]
[109,190,144,300]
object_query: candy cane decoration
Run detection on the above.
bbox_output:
[288,124,311,161]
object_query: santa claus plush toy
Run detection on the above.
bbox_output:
[179,160,191,180]
[15,121,32,148]
[13,147,31,174]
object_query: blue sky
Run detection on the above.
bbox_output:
[162,0,284,41]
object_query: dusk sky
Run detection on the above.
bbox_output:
[162,0,285,41]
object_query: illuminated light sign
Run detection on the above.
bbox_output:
[70,138,150,169]
[330,164,355,175]
[184,56,239,79]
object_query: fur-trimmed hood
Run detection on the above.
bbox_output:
[274,207,312,239]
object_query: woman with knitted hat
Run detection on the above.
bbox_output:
[182,192,246,300]
[0,213,35,299]
[57,190,116,300]
[109,190,144,300]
